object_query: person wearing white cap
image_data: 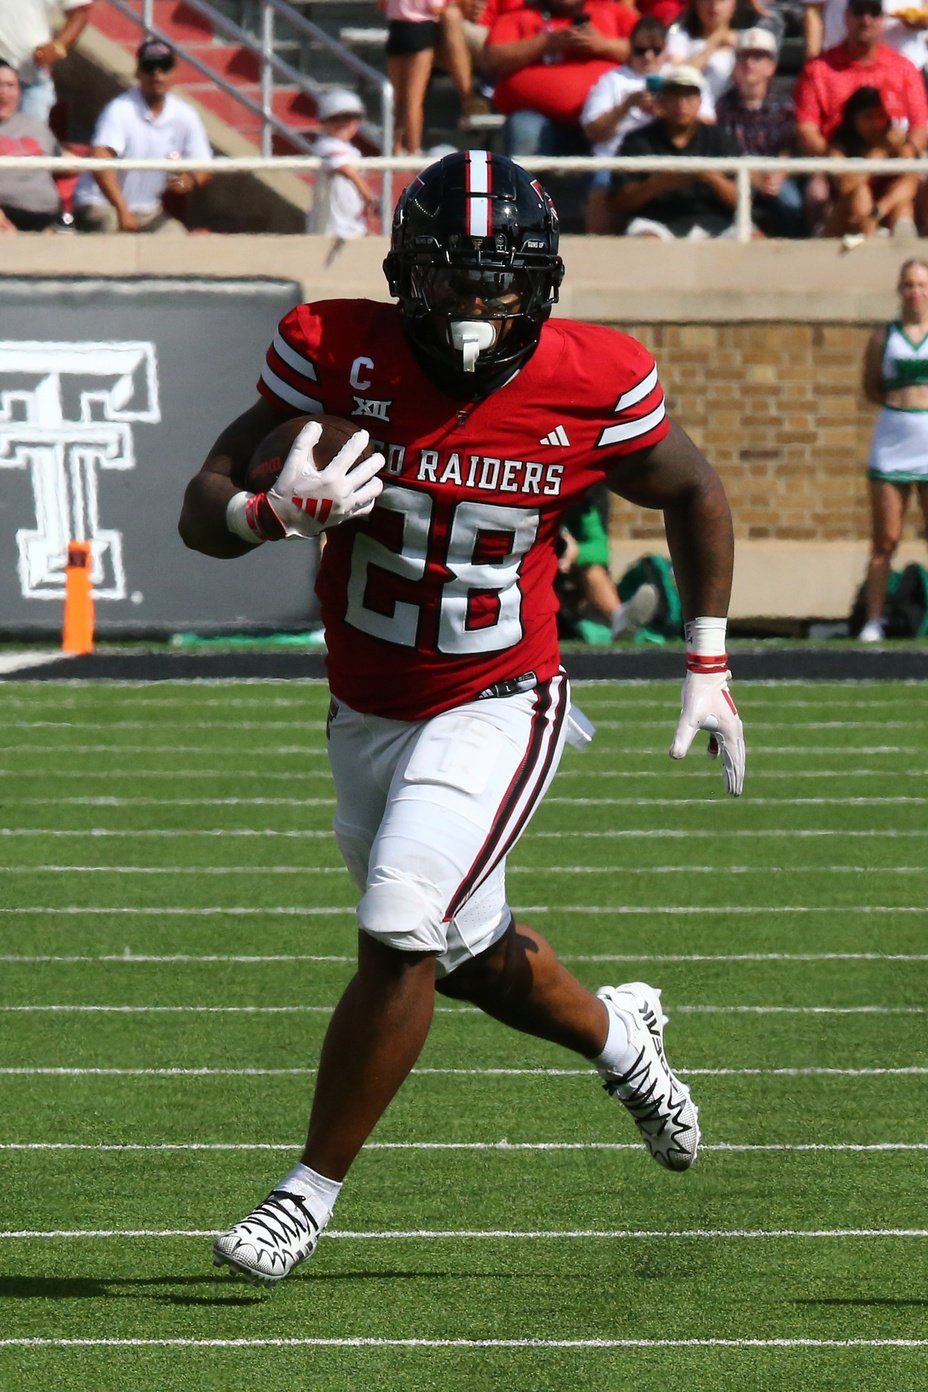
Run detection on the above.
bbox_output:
[715,28,805,236]
[308,88,376,244]
[613,65,742,238]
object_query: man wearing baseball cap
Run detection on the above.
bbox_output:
[73,36,213,233]
[716,28,804,236]
[612,64,742,238]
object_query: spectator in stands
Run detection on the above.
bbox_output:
[804,0,928,72]
[0,0,91,124]
[309,88,376,250]
[612,64,741,238]
[716,27,805,235]
[665,0,746,117]
[824,84,918,235]
[73,38,212,234]
[435,0,493,122]
[483,0,638,157]
[582,18,668,232]
[0,59,60,231]
[795,0,928,157]
[385,0,448,153]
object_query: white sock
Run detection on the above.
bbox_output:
[277,1161,343,1224]
[594,998,636,1075]
[610,604,631,637]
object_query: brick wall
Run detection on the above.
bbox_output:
[614,322,922,543]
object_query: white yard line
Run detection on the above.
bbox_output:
[2,951,923,964]
[2,718,921,731]
[2,768,926,781]
[1,905,925,917]
[0,1337,925,1350]
[0,1066,922,1078]
[0,744,918,758]
[10,794,927,807]
[3,857,923,868]
[0,745,330,756]
[3,826,928,840]
[1,1142,924,1153]
[0,1003,922,1014]
[0,1337,924,1351]
[1,1226,925,1238]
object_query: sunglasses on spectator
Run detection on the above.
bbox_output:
[737,49,774,59]
[139,57,174,72]
[632,42,665,55]
[849,2,882,13]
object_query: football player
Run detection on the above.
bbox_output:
[179,150,745,1287]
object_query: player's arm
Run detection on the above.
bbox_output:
[606,419,745,795]
[179,398,289,559]
[608,419,733,618]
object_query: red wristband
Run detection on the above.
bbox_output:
[244,492,286,542]
[686,652,729,674]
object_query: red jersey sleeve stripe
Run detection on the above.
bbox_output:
[272,328,318,381]
[258,363,324,413]
[596,397,666,448]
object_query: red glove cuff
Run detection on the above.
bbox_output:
[686,652,729,674]
[245,492,287,542]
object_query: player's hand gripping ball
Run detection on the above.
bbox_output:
[243,414,385,540]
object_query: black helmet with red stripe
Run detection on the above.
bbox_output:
[384,151,564,399]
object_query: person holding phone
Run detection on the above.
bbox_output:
[582,15,711,230]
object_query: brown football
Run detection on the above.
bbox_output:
[245,413,375,494]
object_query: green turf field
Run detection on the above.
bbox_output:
[0,677,925,1392]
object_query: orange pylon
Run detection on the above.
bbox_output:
[62,541,94,654]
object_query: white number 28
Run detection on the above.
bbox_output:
[345,485,539,655]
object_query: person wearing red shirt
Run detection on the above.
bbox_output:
[484,0,638,154]
[795,0,928,152]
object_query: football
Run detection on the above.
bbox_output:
[245,413,375,494]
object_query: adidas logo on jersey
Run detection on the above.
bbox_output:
[540,425,570,447]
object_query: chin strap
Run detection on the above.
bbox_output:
[449,319,497,373]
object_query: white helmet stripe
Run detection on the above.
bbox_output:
[466,149,492,238]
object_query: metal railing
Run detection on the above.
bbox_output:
[6,152,928,240]
[111,0,394,220]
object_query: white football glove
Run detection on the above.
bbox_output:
[265,422,385,538]
[229,422,386,544]
[670,668,745,797]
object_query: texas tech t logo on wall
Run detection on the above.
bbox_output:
[0,341,160,600]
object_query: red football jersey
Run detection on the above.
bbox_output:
[257,299,669,720]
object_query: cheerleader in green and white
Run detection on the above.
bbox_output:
[860,258,928,642]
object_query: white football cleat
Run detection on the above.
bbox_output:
[213,1188,325,1286]
[596,982,701,1172]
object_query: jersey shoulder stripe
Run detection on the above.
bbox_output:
[272,328,318,381]
[595,354,667,452]
[597,398,666,448]
[258,364,324,414]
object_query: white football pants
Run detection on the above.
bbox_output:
[328,672,570,975]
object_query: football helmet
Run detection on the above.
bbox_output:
[384,151,564,399]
